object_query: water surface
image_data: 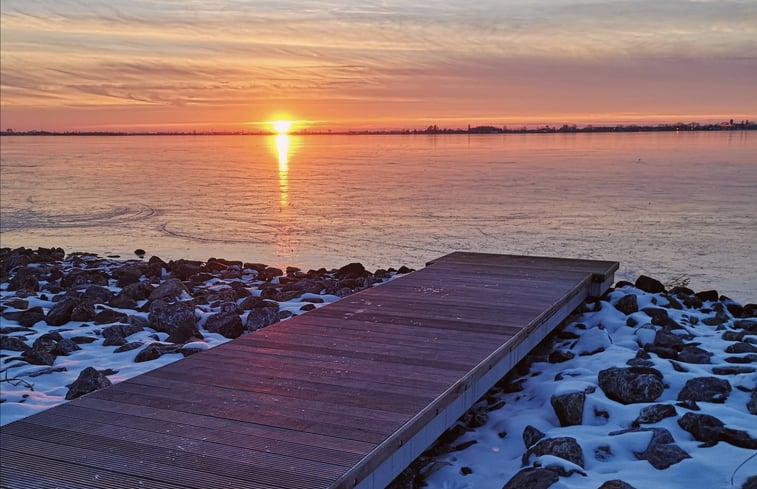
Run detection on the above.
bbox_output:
[1,132,755,302]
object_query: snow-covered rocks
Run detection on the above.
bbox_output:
[408,278,756,489]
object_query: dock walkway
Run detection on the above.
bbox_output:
[1,252,618,488]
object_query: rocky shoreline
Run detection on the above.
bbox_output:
[0,246,411,419]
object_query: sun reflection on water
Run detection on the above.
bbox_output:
[274,134,289,208]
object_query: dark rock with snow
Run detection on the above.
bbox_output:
[613,294,638,315]
[204,305,244,339]
[522,436,584,468]
[610,427,690,469]
[632,404,677,427]
[502,468,559,489]
[678,412,757,449]
[678,345,712,364]
[550,391,586,426]
[598,480,637,489]
[109,291,138,309]
[245,301,280,331]
[598,367,664,404]
[148,299,201,344]
[83,285,113,304]
[695,290,719,302]
[134,343,181,362]
[0,335,30,351]
[725,342,757,354]
[635,276,665,294]
[113,341,143,353]
[65,366,111,400]
[748,390,757,415]
[93,308,129,325]
[522,425,546,448]
[70,301,96,322]
[121,281,153,301]
[677,377,731,403]
[102,323,144,346]
[149,277,190,301]
[15,307,46,327]
[45,297,80,326]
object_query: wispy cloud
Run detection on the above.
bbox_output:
[1,0,755,129]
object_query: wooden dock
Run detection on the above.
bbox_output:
[0,252,618,489]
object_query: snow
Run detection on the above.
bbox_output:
[421,286,756,489]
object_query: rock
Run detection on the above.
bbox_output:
[109,291,138,309]
[260,267,284,281]
[148,299,201,344]
[149,278,191,301]
[610,427,689,469]
[748,390,757,415]
[642,307,682,330]
[598,480,637,489]
[21,348,56,366]
[712,366,755,375]
[695,290,719,302]
[725,342,757,354]
[652,330,683,350]
[51,337,81,356]
[336,262,367,278]
[635,276,665,294]
[678,345,712,364]
[613,294,638,315]
[45,297,80,326]
[522,425,546,448]
[93,309,129,325]
[115,267,143,287]
[17,307,46,327]
[65,367,112,400]
[0,335,30,351]
[121,281,153,301]
[245,301,280,331]
[522,436,584,468]
[677,377,731,403]
[502,468,559,489]
[632,404,677,427]
[113,341,143,353]
[204,307,244,339]
[678,412,757,449]
[598,367,664,404]
[102,323,144,347]
[134,343,181,362]
[550,391,586,426]
[69,301,96,322]
[83,285,113,304]
[134,248,146,257]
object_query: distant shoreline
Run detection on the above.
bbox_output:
[2,121,755,137]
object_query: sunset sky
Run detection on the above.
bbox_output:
[1,0,755,132]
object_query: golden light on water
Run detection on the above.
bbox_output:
[274,134,289,208]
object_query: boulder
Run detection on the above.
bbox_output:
[45,297,81,326]
[204,307,244,339]
[610,427,689,469]
[598,481,637,489]
[148,299,201,344]
[748,390,757,415]
[502,468,559,489]
[613,294,638,315]
[598,367,664,404]
[677,377,731,403]
[93,309,129,325]
[109,291,138,309]
[245,301,280,331]
[632,404,677,427]
[678,345,712,364]
[336,262,367,279]
[635,276,665,294]
[678,412,757,449]
[70,302,96,322]
[550,391,586,427]
[149,278,191,301]
[134,343,181,362]
[522,425,546,448]
[17,307,46,327]
[522,436,584,468]
[65,367,112,400]
[0,336,30,351]
[83,285,113,304]
[121,281,153,301]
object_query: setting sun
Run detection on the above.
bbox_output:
[271,120,293,134]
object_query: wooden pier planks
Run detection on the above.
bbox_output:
[0,252,618,489]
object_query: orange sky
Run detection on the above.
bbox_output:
[1,1,755,132]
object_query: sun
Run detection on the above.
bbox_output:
[271,120,293,134]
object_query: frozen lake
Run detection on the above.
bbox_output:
[1,131,755,302]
